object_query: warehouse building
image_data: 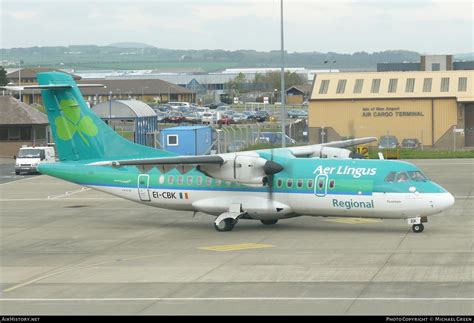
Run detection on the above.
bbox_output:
[308,70,473,149]
[5,68,195,105]
[0,96,50,156]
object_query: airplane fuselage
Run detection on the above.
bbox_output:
[39,157,454,222]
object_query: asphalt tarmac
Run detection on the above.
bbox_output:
[0,159,473,315]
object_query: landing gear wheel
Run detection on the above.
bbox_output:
[261,219,278,225]
[412,223,424,233]
[15,171,20,175]
[214,218,236,232]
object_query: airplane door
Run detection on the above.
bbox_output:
[314,174,328,197]
[138,174,151,201]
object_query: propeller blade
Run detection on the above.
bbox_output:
[268,174,274,200]
[264,149,283,200]
[263,160,284,175]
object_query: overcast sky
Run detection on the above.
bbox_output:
[1,0,472,54]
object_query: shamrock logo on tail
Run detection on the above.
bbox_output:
[55,99,98,146]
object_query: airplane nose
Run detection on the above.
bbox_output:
[439,192,455,210]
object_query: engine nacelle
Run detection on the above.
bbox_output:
[198,152,271,184]
[309,146,353,159]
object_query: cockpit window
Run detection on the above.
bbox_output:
[384,171,397,182]
[386,171,427,183]
[407,171,428,182]
[396,172,409,182]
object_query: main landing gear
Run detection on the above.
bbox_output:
[214,218,236,232]
[261,219,279,225]
[214,204,245,232]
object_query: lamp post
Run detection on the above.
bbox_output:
[324,60,336,72]
[18,60,22,102]
[279,0,286,147]
[108,91,112,120]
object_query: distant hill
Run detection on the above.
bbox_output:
[108,42,155,49]
[1,45,469,72]
[454,53,474,61]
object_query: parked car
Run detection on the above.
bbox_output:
[201,112,215,124]
[255,110,270,122]
[255,132,296,145]
[165,112,186,123]
[154,110,168,123]
[217,115,234,125]
[401,138,421,149]
[243,111,257,120]
[287,109,308,118]
[183,112,202,124]
[231,112,247,123]
[14,146,56,175]
[205,102,226,109]
[378,135,399,149]
[216,105,232,112]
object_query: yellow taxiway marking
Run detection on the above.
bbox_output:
[324,218,383,224]
[198,243,273,252]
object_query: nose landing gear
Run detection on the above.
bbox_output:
[408,216,427,233]
[412,223,424,233]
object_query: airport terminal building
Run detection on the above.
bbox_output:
[308,70,473,149]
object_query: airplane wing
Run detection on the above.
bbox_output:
[88,152,281,184]
[88,137,376,182]
[89,155,224,167]
[287,137,377,158]
[89,155,225,174]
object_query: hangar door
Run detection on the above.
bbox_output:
[465,104,474,147]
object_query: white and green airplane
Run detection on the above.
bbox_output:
[8,72,455,232]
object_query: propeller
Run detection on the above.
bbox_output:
[262,149,284,200]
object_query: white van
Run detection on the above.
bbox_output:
[14,146,56,175]
[168,102,190,111]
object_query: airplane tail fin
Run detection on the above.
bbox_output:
[37,72,175,161]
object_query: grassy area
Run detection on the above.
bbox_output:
[116,130,135,141]
[368,148,474,159]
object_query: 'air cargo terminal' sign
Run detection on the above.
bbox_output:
[361,107,424,117]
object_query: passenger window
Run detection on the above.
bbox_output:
[186,176,193,185]
[177,176,183,185]
[307,179,313,188]
[197,177,203,185]
[216,179,222,186]
[286,179,293,188]
[167,176,174,184]
[159,175,165,184]
[318,179,324,189]
[384,172,397,182]
[396,172,409,182]
[329,180,335,189]
[297,179,303,188]
[206,177,212,185]
[277,179,283,188]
